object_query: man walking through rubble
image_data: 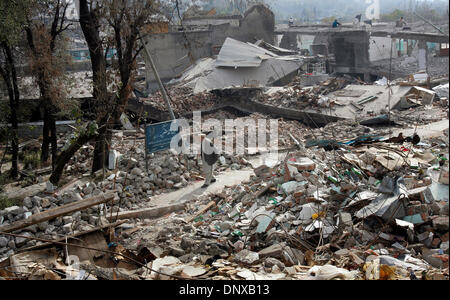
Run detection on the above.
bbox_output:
[200,132,219,189]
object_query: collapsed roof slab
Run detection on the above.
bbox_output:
[189,38,304,93]
[308,84,413,121]
[211,88,343,127]
[194,57,304,93]
[370,31,449,44]
[215,37,278,68]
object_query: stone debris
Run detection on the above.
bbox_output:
[255,76,360,110]
[138,86,217,116]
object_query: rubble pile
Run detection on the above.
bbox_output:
[140,86,217,115]
[0,133,252,258]
[109,134,449,280]
[256,76,359,110]
[308,119,390,142]
[372,55,449,79]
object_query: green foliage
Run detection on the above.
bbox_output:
[0,0,30,44]
[62,121,98,152]
[0,173,10,192]
[0,194,16,210]
[0,174,17,208]
[380,9,406,22]
[321,16,336,23]
[23,151,40,170]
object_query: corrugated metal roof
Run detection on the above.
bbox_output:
[215,38,278,68]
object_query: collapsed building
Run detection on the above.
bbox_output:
[142,4,275,86]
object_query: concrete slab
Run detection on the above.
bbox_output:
[307,85,412,120]
[1,182,47,200]
[106,203,186,221]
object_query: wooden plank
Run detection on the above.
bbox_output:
[184,201,216,223]
[350,101,363,111]
[18,220,127,252]
[106,203,186,222]
[0,193,115,233]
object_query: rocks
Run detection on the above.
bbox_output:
[63,216,73,225]
[62,192,82,205]
[38,222,49,232]
[169,246,185,257]
[15,232,33,248]
[131,167,144,177]
[3,206,23,216]
[234,249,260,265]
[63,223,73,234]
[433,216,449,232]
[23,197,33,209]
[258,243,303,267]
[82,183,96,195]
[40,198,51,208]
[7,240,16,250]
[264,257,285,270]
[180,237,195,251]
[0,237,8,248]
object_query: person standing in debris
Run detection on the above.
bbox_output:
[396,17,407,28]
[289,17,294,26]
[332,19,342,28]
[200,132,219,189]
[354,14,362,27]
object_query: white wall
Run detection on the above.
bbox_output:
[369,37,400,62]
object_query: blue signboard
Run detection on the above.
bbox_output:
[145,120,180,154]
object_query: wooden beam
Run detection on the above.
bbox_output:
[184,201,216,223]
[0,193,115,233]
[18,220,127,253]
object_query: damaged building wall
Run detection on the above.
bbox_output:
[369,37,400,62]
[143,31,214,86]
[237,4,275,44]
[184,4,275,45]
[183,16,242,27]
[331,31,370,74]
[143,4,275,86]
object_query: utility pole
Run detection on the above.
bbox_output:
[139,32,176,120]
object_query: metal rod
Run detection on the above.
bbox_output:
[413,12,449,37]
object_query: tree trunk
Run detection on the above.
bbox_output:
[91,129,110,174]
[79,0,109,174]
[41,107,50,163]
[0,42,20,179]
[9,103,19,179]
[49,124,97,185]
[49,113,57,170]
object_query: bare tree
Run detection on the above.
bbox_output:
[89,0,159,173]
[0,0,30,178]
[25,0,73,168]
[50,0,159,185]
